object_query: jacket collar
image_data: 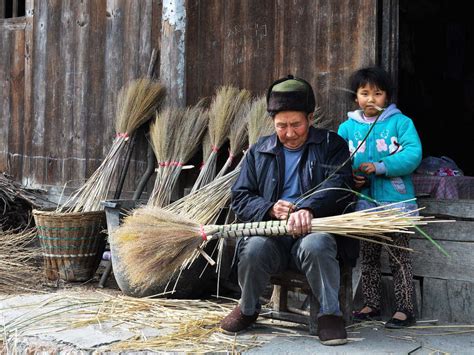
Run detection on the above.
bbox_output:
[257,126,325,155]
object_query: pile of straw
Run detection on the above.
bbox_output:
[148,105,208,207]
[59,78,165,212]
[0,292,265,353]
[112,203,441,292]
[191,86,251,192]
[0,173,52,229]
[0,229,43,293]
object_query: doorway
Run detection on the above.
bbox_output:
[398,0,474,175]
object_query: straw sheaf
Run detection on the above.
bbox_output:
[207,86,251,149]
[150,107,184,165]
[248,96,274,146]
[115,78,166,135]
[112,207,203,290]
[148,106,209,207]
[228,100,250,158]
[0,229,43,293]
[177,106,209,163]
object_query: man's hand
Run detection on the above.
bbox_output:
[269,200,296,220]
[287,209,314,238]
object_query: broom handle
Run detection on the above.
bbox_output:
[209,226,289,239]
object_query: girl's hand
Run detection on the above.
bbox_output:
[358,162,376,175]
[353,173,367,189]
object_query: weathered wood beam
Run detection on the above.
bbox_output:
[159,0,186,107]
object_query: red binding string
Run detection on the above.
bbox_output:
[116,132,129,139]
[199,225,207,241]
[211,145,219,153]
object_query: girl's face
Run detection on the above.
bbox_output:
[355,84,388,117]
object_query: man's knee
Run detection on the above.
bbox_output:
[239,237,281,267]
[299,232,337,258]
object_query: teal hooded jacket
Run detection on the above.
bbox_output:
[338,104,422,203]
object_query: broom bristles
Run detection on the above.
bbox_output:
[115,78,166,135]
[248,96,274,146]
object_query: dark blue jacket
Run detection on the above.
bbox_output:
[231,126,359,265]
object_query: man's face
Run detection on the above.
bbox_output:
[273,111,312,149]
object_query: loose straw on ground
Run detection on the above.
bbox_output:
[58,78,165,212]
[148,105,208,207]
[0,229,44,293]
[191,86,251,193]
[112,202,443,292]
[0,292,265,353]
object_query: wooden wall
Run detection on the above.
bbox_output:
[186,0,378,127]
[2,0,378,194]
[0,0,162,196]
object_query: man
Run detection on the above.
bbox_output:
[220,75,356,346]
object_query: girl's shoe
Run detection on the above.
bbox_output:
[352,308,381,322]
[384,314,416,329]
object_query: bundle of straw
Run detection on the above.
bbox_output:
[191,87,251,192]
[112,204,433,291]
[148,105,208,207]
[0,229,43,293]
[247,95,274,146]
[59,78,166,212]
[215,100,250,178]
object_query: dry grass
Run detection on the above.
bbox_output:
[148,105,208,207]
[248,95,274,146]
[0,292,264,353]
[0,229,44,293]
[216,99,250,178]
[58,79,165,212]
[191,87,251,192]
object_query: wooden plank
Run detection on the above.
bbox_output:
[418,198,474,219]
[185,0,377,131]
[0,24,11,172]
[381,239,474,282]
[413,220,474,242]
[7,27,25,179]
[0,0,5,18]
[422,277,474,323]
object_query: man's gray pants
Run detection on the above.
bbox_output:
[237,232,341,316]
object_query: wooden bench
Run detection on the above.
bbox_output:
[261,264,353,335]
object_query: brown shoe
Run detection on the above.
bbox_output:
[317,315,348,346]
[220,305,259,334]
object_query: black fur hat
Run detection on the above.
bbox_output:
[266,75,315,116]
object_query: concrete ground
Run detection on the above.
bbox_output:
[1,285,473,354]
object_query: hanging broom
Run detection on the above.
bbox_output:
[59,78,166,212]
[248,95,274,146]
[191,87,251,193]
[148,105,209,207]
[111,203,443,291]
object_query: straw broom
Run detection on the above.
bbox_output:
[59,78,166,212]
[112,203,438,291]
[191,87,251,193]
[248,95,275,146]
[215,100,250,178]
[148,105,208,207]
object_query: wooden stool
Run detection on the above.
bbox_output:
[261,264,352,335]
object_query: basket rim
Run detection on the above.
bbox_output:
[32,209,105,218]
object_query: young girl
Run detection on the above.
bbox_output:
[337,67,422,328]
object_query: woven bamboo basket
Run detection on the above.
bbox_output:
[33,209,107,282]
